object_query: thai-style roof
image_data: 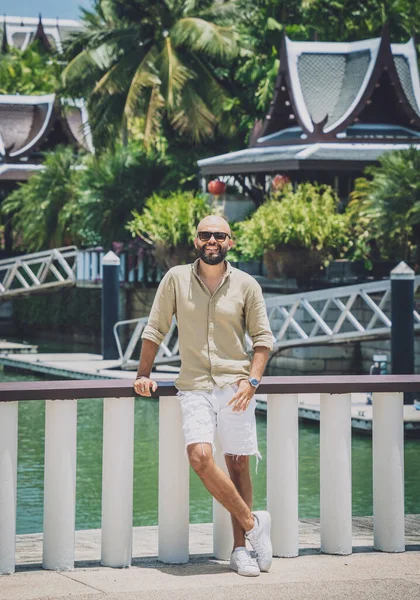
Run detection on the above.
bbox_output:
[1,15,83,53]
[259,27,420,143]
[198,28,420,177]
[0,94,93,180]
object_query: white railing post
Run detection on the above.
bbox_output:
[43,400,77,571]
[158,396,189,563]
[0,402,18,574]
[101,397,135,567]
[213,436,233,560]
[320,393,352,555]
[373,392,405,552]
[267,394,299,557]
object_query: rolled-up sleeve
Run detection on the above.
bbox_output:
[141,271,176,346]
[245,284,274,350]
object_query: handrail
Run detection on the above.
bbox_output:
[0,374,412,573]
[0,374,419,402]
[0,246,78,267]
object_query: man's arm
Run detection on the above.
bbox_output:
[134,339,160,397]
[229,283,273,412]
[228,346,270,412]
[133,271,176,397]
[249,346,271,382]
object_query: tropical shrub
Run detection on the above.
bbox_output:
[348,148,420,267]
[67,143,175,248]
[127,191,220,268]
[234,183,350,262]
[0,44,62,94]
[1,147,82,251]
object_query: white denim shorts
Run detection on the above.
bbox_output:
[177,384,261,461]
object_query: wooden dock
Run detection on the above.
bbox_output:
[0,350,419,432]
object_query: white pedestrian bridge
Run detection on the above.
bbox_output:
[0,375,417,574]
[114,276,420,370]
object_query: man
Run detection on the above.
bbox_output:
[133,215,274,577]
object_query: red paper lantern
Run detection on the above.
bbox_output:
[207,179,226,195]
[272,174,291,191]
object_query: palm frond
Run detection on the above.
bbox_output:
[93,47,151,96]
[195,1,240,21]
[170,81,216,142]
[124,46,161,119]
[159,38,191,109]
[62,45,114,89]
[143,86,165,146]
[171,17,238,59]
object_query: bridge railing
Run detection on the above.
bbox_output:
[76,248,163,285]
[0,246,77,298]
[0,375,417,574]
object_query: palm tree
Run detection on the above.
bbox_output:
[349,148,420,265]
[62,0,239,148]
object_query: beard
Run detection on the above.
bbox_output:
[198,243,228,265]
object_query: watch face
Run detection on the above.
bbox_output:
[249,378,259,387]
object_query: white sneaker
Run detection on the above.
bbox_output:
[230,546,260,577]
[245,510,273,572]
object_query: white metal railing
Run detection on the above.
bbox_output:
[76,248,163,284]
[115,276,420,369]
[0,376,411,574]
[113,317,180,369]
[0,247,77,299]
[265,276,420,349]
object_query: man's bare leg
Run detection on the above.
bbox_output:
[225,455,252,550]
[187,443,254,533]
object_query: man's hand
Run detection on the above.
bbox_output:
[228,379,256,412]
[133,376,158,397]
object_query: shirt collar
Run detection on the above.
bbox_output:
[192,258,233,277]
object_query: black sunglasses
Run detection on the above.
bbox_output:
[197,231,231,242]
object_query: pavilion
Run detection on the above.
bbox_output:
[198,28,420,203]
[1,15,82,53]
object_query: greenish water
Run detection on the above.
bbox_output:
[6,370,420,535]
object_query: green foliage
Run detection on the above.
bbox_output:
[1,142,180,251]
[127,191,215,247]
[348,147,420,265]
[66,143,175,248]
[0,44,62,94]
[234,183,350,262]
[62,0,240,147]
[231,0,420,133]
[1,147,82,252]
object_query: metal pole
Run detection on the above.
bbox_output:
[391,261,414,404]
[102,251,120,360]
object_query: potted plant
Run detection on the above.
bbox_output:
[127,191,220,270]
[234,183,350,287]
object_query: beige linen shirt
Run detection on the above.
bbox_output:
[141,259,273,391]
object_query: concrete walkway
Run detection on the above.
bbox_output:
[2,517,419,600]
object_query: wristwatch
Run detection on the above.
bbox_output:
[248,377,260,388]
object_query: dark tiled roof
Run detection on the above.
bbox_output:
[297,51,371,128]
[393,55,420,116]
[197,143,420,175]
[0,95,93,159]
[259,32,420,141]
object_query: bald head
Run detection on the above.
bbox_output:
[197,215,231,236]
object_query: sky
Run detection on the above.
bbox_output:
[3,0,93,20]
